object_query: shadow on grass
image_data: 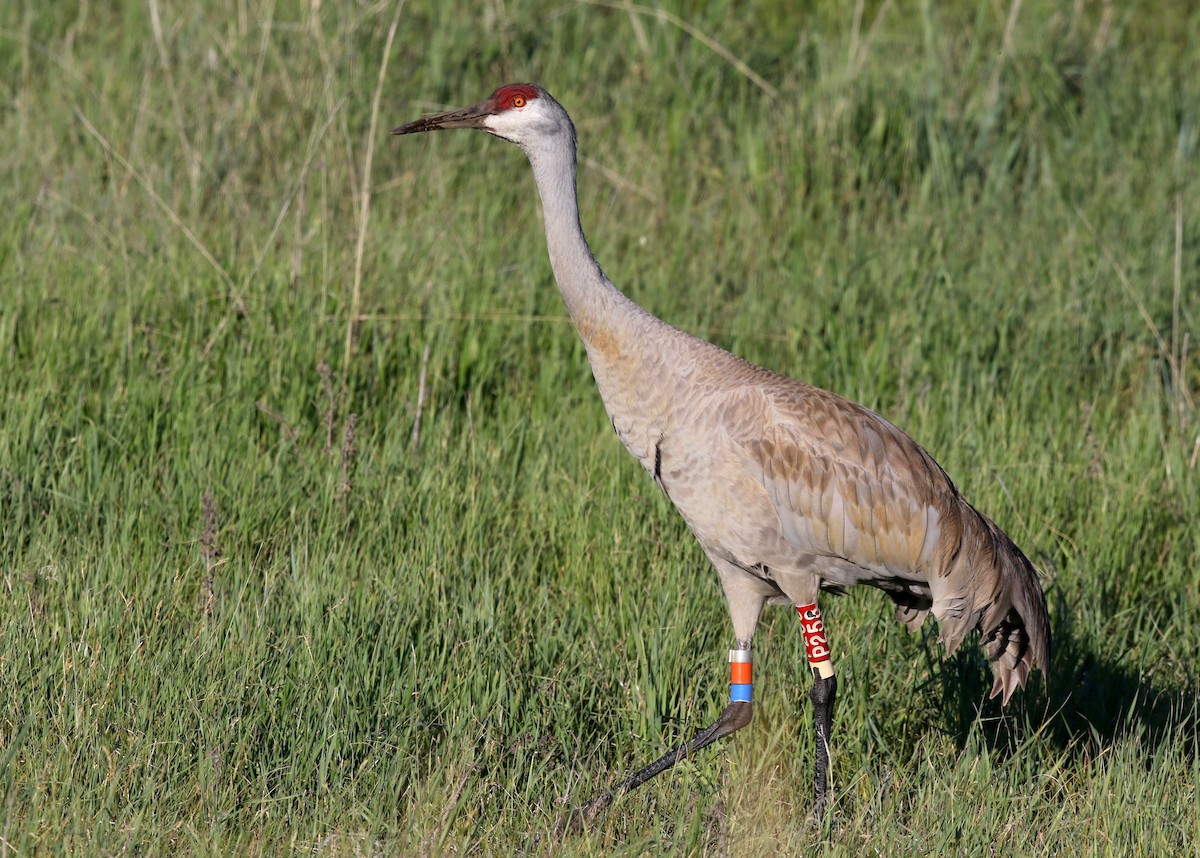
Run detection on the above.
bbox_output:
[927,584,1199,760]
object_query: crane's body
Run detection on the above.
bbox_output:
[565,290,1044,692]
[393,83,1050,831]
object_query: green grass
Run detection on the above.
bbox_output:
[2,0,1198,853]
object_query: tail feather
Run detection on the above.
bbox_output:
[930,503,1051,703]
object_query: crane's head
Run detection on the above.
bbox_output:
[391,83,572,152]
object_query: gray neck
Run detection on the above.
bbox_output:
[523,133,641,343]
[519,125,696,467]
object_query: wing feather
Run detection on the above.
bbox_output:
[725,375,1049,695]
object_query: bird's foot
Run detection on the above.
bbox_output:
[555,791,613,837]
[810,793,827,825]
[808,791,844,834]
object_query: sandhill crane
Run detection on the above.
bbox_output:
[393,84,1051,831]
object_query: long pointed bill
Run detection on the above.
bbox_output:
[391,100,494,135]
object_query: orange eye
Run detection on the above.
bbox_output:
[512,95,526,108]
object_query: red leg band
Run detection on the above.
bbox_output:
[797,602,836,679]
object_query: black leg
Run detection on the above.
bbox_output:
[810,672,837,815]
[557,700,752,835]
[796,600,837,817]
[558,642,756,836]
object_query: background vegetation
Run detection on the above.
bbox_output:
[1,0,1197,853]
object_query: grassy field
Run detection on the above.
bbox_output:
[2,0,1198,853]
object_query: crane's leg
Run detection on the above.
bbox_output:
[797,601,837,817]
[557,642,755,835]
